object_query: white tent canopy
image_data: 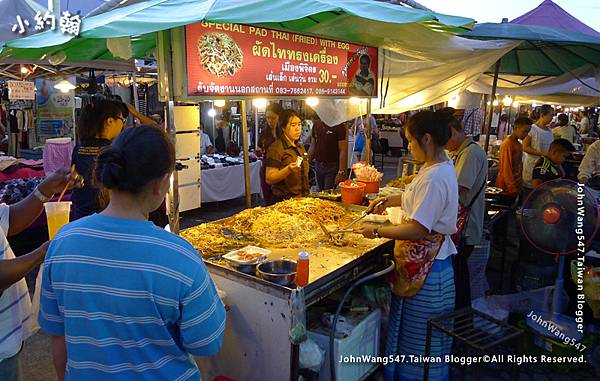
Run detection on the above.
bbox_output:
[309,21,517,125]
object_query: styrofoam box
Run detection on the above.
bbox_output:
[308,308,381,381]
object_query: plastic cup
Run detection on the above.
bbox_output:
[44,201,71,239]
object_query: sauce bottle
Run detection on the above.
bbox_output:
[296,248,310,287]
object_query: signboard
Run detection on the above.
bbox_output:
[7,80,35,100]
[34,78,75,143]
[185,22,378,98]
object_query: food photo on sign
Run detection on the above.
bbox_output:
[185,22,378,98]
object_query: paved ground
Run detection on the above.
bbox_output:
[15,156,600,380]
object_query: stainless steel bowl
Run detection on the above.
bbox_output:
[257,260,297,286]
[224,259,262,275]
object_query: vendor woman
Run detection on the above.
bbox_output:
[71,99,126,220]
[265,109,309,203]
[358,111,458,381]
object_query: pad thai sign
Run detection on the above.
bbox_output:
[185,22,378,98]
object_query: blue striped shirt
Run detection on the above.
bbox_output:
[39,214,225,381]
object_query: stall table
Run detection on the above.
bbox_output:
[201,160,262,203]
[182,202,393,381]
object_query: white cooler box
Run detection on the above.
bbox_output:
[308,308,381,381]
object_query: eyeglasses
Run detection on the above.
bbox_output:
[118,116,127,124]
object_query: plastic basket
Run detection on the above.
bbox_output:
[339,180,366,205]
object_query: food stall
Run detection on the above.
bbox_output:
[159,21,390,380]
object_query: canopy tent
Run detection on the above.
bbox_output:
[1,0,474,57]
[463,21,600,79]
[0,0,500,126]
[511,0,600,37]
[462,0,600,151]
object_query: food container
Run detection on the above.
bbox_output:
[223,246,270,274]
[386,207,405,225]
[361,179,380,194]
[257,260,297,286]
[364,214,388,224]
[339,180,366,205]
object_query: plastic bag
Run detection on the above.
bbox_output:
[299,337,325,372]
[481,286,558,314]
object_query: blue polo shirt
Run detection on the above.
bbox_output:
[39,214,226,381]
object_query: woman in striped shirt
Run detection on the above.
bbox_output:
[40,126,225,381]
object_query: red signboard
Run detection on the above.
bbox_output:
[185,22,378,98]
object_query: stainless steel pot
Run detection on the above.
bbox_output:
[257,260,297,286]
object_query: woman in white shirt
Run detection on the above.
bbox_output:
[523,105,554,189]
[359,110,458,381]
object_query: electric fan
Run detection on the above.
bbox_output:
[519,179,599,341]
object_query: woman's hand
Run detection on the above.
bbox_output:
[287,162,301,174]
[366,197,387,215]
[356,223,379,239]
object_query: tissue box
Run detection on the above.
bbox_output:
[308,309,381,381]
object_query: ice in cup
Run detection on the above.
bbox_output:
[44,201,72,239]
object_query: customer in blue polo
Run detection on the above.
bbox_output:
[39,126,225,381]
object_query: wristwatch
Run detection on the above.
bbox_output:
[33,187,53,203]
[373,227,381,238]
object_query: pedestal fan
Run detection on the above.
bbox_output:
[519,179,599,341]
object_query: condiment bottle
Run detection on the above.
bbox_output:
[296,248,310,287]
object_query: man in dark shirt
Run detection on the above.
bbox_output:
[308,120,347,191]
[531,138,575,188]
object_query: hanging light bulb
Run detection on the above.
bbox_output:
[513,101,520,108]
[207,108,217,118]
[305,97,319,107]
[20,66,29,74]
[492,99,499,107]
[214,100,226,108]
[54,79,76,93]
[502,96,513,107]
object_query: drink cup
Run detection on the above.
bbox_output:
[44,201,71,239]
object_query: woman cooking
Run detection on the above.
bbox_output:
[265,109,309,204]
[258,103,284,205]
[358,111,458,381]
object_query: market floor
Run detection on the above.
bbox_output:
[17,156,600,380]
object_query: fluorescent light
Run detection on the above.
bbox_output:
[207,108,217,117]
[54,79,75,93]
[350,97,362,104]
[448,95,460,108]
[305,97,319,107]
[252,98,268,109]
[214,100,226,108]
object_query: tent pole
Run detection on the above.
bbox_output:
[484,60,501,155]
[241,100,252,208]
[365,100,372,165]
[132,71,140,114]
[159,30,180,233]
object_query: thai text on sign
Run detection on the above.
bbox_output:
[7,81,35,100]
[185,22,378,98]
